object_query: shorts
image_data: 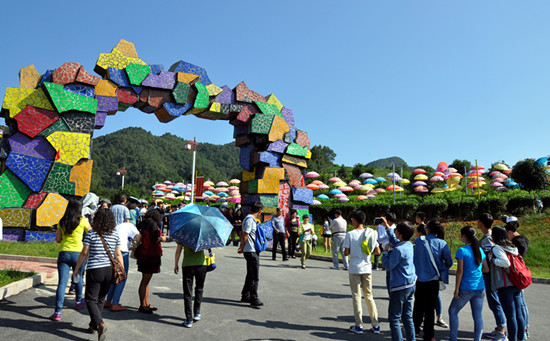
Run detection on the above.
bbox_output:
[322,234,332,238]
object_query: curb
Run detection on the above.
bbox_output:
[0,254,57,263]
[0,272,48,300]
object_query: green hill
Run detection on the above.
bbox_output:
[367,156,409,170]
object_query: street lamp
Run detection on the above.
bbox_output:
[116,169,127,190]
[185,137,199,204]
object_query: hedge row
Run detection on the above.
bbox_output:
[308,189,550,223]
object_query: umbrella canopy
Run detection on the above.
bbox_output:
[310,180,324,185]
[413,174,428,180]
[204,180,215,186]
[333,181,347,187]
[386,172,400,178]
[401,179,411,184]
[305,171,320,178]
[164,180,172,184]
[307,184,320,190]
[434,172,445,177]
[352,184,363,190]
[367,190,377,195]
[535,157,548,166]
[502,169,512,174]
[376,188,386,193]
[430,176,444,182]
[328,189,343,195]
[169,205,233,251]
[339,186,354,192]
[139,199,148,204]
[359,172,373,179]
[334,193,347,198]
[470,165,485,170]
[490,182,503,187]
[348,180,361,186]
[431,188,446,194]
[356,195,368,200]
[367,194,376,199]
[227,186,239,190]
[364,178,378,184]
[128,196,140,205]
[360,185,374,191]
[494,164,509,171]
[436,162,448,173]
[447,167,458,173]
[414,186,429,193]
[312,199,322,205]
[203,190,214,196]
[413,181,428,187]
[229,179,241,184]
[448,173,463,179]
[215,187,229,192]
[412,168,426,174]
[328,177,342,183]
[507,181,518,187]
[387,185,404,191]
[337,197,350,202]
[230,197,241,203]
[228,190,240,196]
[218,192,228,197]
[317,194,330,199]
[318,184,330,189]
[375,177,386,182]
[216,181,229,187]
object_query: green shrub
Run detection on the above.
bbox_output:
[478,196,507,218]
[445,195,478,220]
[418,197,448,219]
[391,198,419,221]
[506,191,534,216]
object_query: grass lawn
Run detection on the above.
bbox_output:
[0,268,36,287]
[0,241,60,258]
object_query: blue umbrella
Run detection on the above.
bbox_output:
[535,157,548,166]
[328,189,342,195]
[364,178,377,184]
[316,194,330,199]
[218,192,228,197]
[375,177,386,182]
[204,190,215,196]
[169,204,233,251]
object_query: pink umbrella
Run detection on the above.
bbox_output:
[412,168,426,174]
[230,197,241,203]
[318,184,330,189]
[447,167,457,173]
[228,186,239,190]
[348,180,361,186]
[229,190,240,196]
[338,197,350,202]
[430,176,444,182]
[328,177,342,183]
[334,193,347,198]
[229,179,241,184]
[356,195,368,200]
[376,188,386,193]
[216,181,229,187]
[305,171,320,178]
[353,185,363,190]
[215,187,229,192]
[339,186,353,192]
[490,182,503,187]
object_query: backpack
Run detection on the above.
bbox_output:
[361,228,376,255]
[245,216,267,252]
[503,251,532,290]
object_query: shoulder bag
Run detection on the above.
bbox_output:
[98,234,127,285]
[421,236,446,291]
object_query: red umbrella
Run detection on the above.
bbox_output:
[412,168,426,174]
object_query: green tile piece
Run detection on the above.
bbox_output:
[173,82,190,104]
[43,82,97,114]
[256,101,282,118]
[248,180,258,194]
[259,194,278,208]
[286,143,309,157]
[296,209,310,222]
[249,114,275,134]
[0,169,32,210]
[126,63,151,86]
[39,119,70,137]
[42,162,76,196]
[193,82,209,109]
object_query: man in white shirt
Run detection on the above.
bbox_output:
[330,210,349,270]
[343,211,381,334]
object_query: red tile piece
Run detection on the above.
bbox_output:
[234,103,259,125]
[148,89,172,108]
[295,130,310,148]
[52,62,81,85]
[283,163,304,188]
[24,191,48,208]
[117,87,138,104]
[14,106,59,138]
[234,81,266,103]
[76,66,100,86]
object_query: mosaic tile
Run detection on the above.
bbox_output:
[95,111,107,129]
[117,87,138,105]
[36,192,68,227]
[37,69,54,87]
[215,85,235,104]
[64,84,95,98]
[2,227,25,241]
[286,143,308,158]
[96,95,119,111]
[69,159,93,197]
[107,67,131,87]
[38,119,70,138]
[14,106,59,138]
[25,231,56,241]
[249,114,275,134]
[292,204,309,211]
[8,132,56,160]
[95,79,118,97]
[284,127,297,144]
[52,62,81,85]
[258,151,282,167]
[187,82,209,115]
[235,81,266,103]
[169,61,212,85]
[61,111,95,135]
[267,140,288,154]
[24,191,48,208]
[46,131,90,166]
[295,130,310,148]
[176,72,199,84]
[256,101,281,117]
[43,82,97,114]
[282,154,307,168]
[244,194,278,208]
[172,82,190,104]
[266,94,284,111]
[149,64,164,75]
[240,145,253,171]
[235,135,249,147]
[95,47,146,76]
[3,87,55,118]
[206,83,223,96]
[154,103,191,123]
[148,89,172,109]
[281,107,295,127]
[292,187,313,205]
[142,71,176,90]
[0,169,32,210]
[268,115,290,142]
[114,39,139,58]
[0,208,32,228]
[42,162,76,196]
[278,181,291,218]
[283,163,304,188]
[19,64,42,89]
[76,66,100,86]
[234,103,259,125]
[242,168,256,182]
[264,167,285,180]
[126,63,151,86]
[5,153,53,192]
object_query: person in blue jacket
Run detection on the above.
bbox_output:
[382,221,417,341]
[412,220,453,341]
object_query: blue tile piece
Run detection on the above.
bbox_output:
[25,231,56,242]
[292,188,314,205]
[240,145,253,171]
[267,140,288,154]
[107,67,131,87]
[130,85,143,95]
[281,107,295,127]
[259,151,282,167]
[149,64,164,75]
[169,60,212,85]
[5,152,53,192]
[163,102,192,118]
[3,228,25,241]
[64,84,95,97]
[284,127,297,144]
[38,69,54,87]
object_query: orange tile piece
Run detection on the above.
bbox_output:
[36,193,68,227]
[69,159,93,196]
[177,72,199,84]
[114,39,139,58]
[19,65,42,89]
[95,80,118,97]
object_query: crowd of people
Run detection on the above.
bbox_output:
[47,192,532,341]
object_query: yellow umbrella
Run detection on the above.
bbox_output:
[401,179,410,184]
[431,188,446,193]
[414,174,428,180]
[333,181,347,187]
[204,180,215,186]
[494,164,509,171]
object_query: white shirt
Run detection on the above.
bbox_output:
[377,223,396,250]
[115,222,140,252]
[343,228,379,274]
[330,216,347,234]
[302,223,314,241]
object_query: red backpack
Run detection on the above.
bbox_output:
[502,251,532,290]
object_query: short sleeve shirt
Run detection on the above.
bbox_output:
[59,217,90,252]
[181,244,206,267]
[111,204,130,226]
[83,230,120,270]
[243,215,257,252]
[455,245,486,291]
[271,216,285,234]
[343,228,379,274]
[115,222,139,252]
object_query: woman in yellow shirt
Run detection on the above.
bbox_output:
[50,198,91,321]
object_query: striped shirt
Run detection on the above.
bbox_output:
[83,230,120,270]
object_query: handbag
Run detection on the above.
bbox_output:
[205,249,216,272]
[98,234,127,285]
[129,235,139,259]
[421,236,446,291]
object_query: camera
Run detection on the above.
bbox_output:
[374,217,383,225]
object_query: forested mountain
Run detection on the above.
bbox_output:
[366,156,409,170]
[90,127,241,196]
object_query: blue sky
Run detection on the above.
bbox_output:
[1,1,550,169]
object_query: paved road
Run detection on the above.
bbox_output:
[0,242,547,340]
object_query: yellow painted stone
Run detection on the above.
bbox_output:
[3,87,54,117]
[206,83,223,96]
[19,65,42,89]
[210,102,221,113]
[306,149,312,159]
[268,115,290,142]
[282,155,308,168]
[258,178,280,194]
[46,132,91,166]
[114,39,139,58]
[263,167,285,180]
[266,94,284,111]
[0,208,32,228]
[263,207,277,214]
[70,159,93,197]
[95,80,118,97]
[243,169,256,182]
[96,48,146,72]
[177,72,199,83]
[36,193,68,227]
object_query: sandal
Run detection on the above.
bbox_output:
[138,306,153,314]
[148,305,158,311]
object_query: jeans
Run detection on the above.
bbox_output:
[182,265,207,322]
[241,252,260,302]
[272,233,287,260]
[436,292,442,317]
[300,240,312,266]
[484,273,506,328]
[349,273,379,328]
[288,231,299,257]
[498,286,526,341]
[106,252,129,305]
[389,286,416,341]
[55,251,85,313]
[520,290,529,328]
[413,280,439,341]
[448,289,485,341]
[331,233,348,268]
[85,266,113,329]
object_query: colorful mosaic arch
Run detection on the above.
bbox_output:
[0,39,312,230]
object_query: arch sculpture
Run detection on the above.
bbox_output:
[0,40,313,239]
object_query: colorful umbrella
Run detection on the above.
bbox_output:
[447,167,458,173]
[312,199,322,205]
[333,181,347,187]
[366,194,376,199]
[311,180,324,185]
[376,188,386,193]
[430,176,444,182]
[328,189,343,195]
[431,188,446,194]
[490,182,503,187]
[339,186,354,192]
[218,192,228,197]
[328,177,342,183]
[401,179,411,184]
[203,191,214,196]
[413,181,428,187]
[337,197,350,202]
[230,197,241,203]
[414,186,429,193]
[334,193,347,198]
[317,194,330,199]
[359,172,373,179]
[348,180,361,186]
[307,184,320,190]
[375,177,386,182]
[387,185,404,191]
[364,179,378,184]
[412,168,426,174]
[367,190,377,195]
[434,172,445,177]
[494,164,509,171]
[356,195,368,200]
[204,180,215,186]
[414,174,428,180]
[360,185,374,191]
[318,184,330,189]
[228,186,239,190]
[305,171,320,178]
[216,181,229,187]
[535,157,548,166]
[229,179,241,184]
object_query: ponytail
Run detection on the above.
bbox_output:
[461,225,482,265]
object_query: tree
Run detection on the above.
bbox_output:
[308,145,336,174]
[352,163,367,178]
[449,159,472,175]
[337,164,350,180]
[511,159,548,191]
